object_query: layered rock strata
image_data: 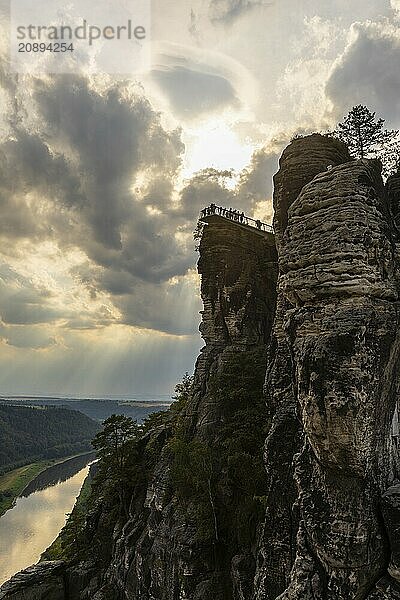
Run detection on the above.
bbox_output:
[0,562,66,600]
[259,135,400,599]
[254,134,352,599]
[189,215,277,437]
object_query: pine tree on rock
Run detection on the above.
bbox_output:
[334,105,398,160]
[92,414,140,515]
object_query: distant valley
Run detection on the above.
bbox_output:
[0,395,171,424]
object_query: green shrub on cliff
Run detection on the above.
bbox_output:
[170,349,269,551]
[53,357,268,566]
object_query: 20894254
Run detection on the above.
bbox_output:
[18,42,74,52]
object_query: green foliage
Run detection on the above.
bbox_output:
[171,372,193,412]
[54,358,268,567]
[333,104,398,161]
[170,350,269,550]
[140,373,193,439]
[92,414,141,514]
[171,437,218,541]
[92,414,139,467]
[0,405,99,472]
[48,377,197,565]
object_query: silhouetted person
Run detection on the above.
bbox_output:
[256,219,262,229]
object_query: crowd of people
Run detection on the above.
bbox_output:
[200,203,269,231]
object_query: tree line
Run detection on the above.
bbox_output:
[0,404,99,472]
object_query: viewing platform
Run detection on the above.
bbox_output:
[199,204,274,236]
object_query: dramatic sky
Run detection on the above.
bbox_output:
[0,0,399,397]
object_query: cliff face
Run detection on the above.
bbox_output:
[4,135,400,600]
[254,134,352,599]
[256,135,400,600]
[189,215,277,438]
[100,216,277,600]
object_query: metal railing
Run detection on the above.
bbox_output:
[199,204,274,233]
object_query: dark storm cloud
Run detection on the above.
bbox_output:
[0,129,83,242]
[34,76,184,249]
[209,0,272,24]
[2,131,84,206]
[0,70,276,337]
[237,147,279,205]
[152,66,240,118]
[8,74,190,285]
[326,22,400,126]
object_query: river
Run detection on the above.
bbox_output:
[0,453,94,585]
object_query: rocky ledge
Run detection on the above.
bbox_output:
[0,561,66,600]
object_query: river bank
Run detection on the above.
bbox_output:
[0,455,94,585]
[0,452,95,518]
[41,465,94,561]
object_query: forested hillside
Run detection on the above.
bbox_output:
[0,397,170,423]
[0,405,99,472]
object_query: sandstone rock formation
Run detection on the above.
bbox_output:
[98,215,277,600]
[257,134,400,600]
[254,134,352,599]
[189,214,277,437]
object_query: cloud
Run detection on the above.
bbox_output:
[326,20,400,127]
[237,146,279,205]
[208,0,272,24]
[0,0,397,394]
[0,65,278,339]
[0,266,61,326]
[0,325,57,350]
[179,144,279,224]
[115,273,201,335]
[150,43,253,120]
[0,73,196,332]
[33,76,185,250]
[179,168,235,221]
[152,67,239,118]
